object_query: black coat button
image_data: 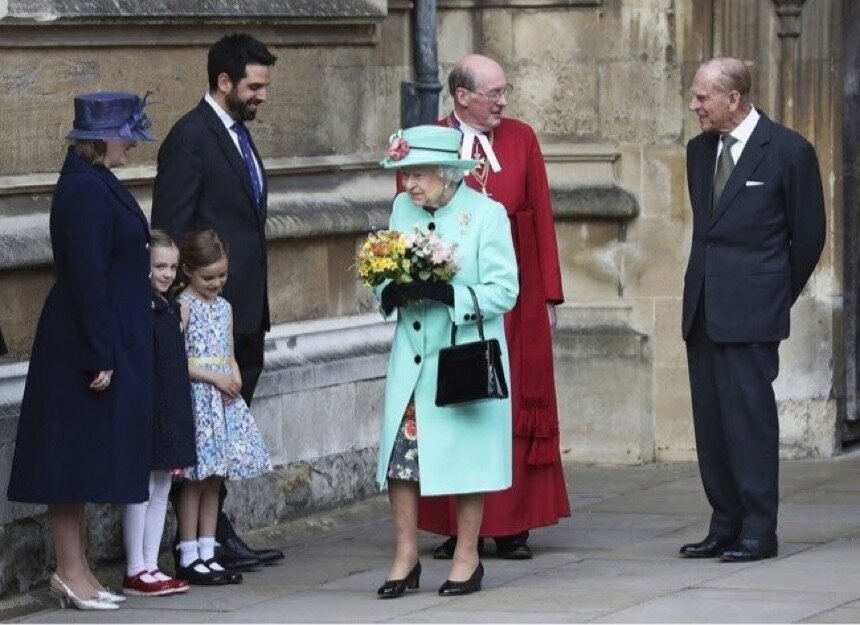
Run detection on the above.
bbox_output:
[470,314,477,321]
[428,222,436,231]
[413,321,421,331]
[414,355,422,364]
[463,314,470,321]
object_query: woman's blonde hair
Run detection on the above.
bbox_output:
[149,229,177,250]
[70,139,107,165]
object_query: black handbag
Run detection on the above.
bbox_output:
[435,286,509,407]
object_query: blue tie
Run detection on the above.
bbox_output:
[231,122,263,207]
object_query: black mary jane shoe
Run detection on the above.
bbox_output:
[377,561,421,599]
[203,558,243,584]
[432,537,485,560]
[175,559,232,586]
[438,562,484,597]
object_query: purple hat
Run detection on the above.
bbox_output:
[66,91,153,142]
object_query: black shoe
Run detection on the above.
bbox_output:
[720,537,778,562]
[202,558,243,583]
[495,532,532,560]
[175,559,233,586]
[221,535,284,565]
[679,533,737,559]
[376,561,421,599]
[438,562,484,596]
[214,543,261,571]
[432,537,485,560]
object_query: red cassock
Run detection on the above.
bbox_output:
[399,115,571,537]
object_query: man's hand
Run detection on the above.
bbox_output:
[90,370,113,392]
[547,303,558,335]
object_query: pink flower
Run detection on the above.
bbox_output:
[388,137,410,161]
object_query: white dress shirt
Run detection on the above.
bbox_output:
[455,113,502,173]
[203,92,263,186]
[715,106,761,169]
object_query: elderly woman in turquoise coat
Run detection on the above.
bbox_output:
[373,125,519,599]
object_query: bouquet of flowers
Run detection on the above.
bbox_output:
[356,227,458,288]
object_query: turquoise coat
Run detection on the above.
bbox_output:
[375,183,519,496]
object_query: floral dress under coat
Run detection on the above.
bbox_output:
[179,292,272,481]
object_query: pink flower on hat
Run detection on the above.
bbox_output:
[387,133,410,161]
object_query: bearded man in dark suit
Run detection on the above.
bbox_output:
[152,33,284,573]
[680,57,825,562]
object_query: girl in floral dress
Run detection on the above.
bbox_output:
[174,230,271,586]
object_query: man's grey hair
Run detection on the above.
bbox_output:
[448,64,476,97]
[438,166,466,185]
[706,57,752,100]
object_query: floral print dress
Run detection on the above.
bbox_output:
[387,399,419,481]
[179,292,272,481]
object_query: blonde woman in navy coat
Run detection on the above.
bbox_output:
[374,126,519,598]
[7,92,154,610]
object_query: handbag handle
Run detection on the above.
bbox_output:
[450,286,485,345]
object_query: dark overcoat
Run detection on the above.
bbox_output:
[7,147,153,504]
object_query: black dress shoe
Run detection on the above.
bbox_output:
[221,535,285,564]
[432,536,485,560]
[679,533,737,558]
[720,537,778,562]
[495,532,532,560]
[376,561,421,599]
[438,562,484,596]
[202,558,243,584]
[175,559,232,586]
[214,544,261,571]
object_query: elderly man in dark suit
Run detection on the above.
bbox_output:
[152,33,283,571]
[680,57,826,562]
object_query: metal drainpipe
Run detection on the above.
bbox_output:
[401,0,443,128]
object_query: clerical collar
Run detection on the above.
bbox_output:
[453,112,502,173]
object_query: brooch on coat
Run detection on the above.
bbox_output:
[458,212,471,235]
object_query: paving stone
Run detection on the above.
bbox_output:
[593,587,849,623]
[7,459,860,623]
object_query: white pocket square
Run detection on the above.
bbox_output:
[745,180,764,187]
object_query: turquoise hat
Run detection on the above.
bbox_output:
[380,125,480,170]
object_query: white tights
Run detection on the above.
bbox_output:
[123,470,172,577]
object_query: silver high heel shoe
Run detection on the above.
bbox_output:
[49,574,119,611]
[97,587,127,603]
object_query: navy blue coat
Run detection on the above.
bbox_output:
[151,292,196,471]
[7,147,153,504]
[682,112,826,343]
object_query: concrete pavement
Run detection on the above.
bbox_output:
[5,456,860,623]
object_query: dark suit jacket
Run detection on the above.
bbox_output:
[682,111,826,343]
[151,99,270,335]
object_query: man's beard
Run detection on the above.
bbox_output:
[226,88,258,121]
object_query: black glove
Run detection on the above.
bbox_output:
[381,281,409,314]
[402,280,454,306]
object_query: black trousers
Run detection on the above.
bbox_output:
[686,301,781,540]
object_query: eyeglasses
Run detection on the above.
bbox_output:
[468,83,514,103]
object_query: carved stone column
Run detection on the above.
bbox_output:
[772,0,807,128]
